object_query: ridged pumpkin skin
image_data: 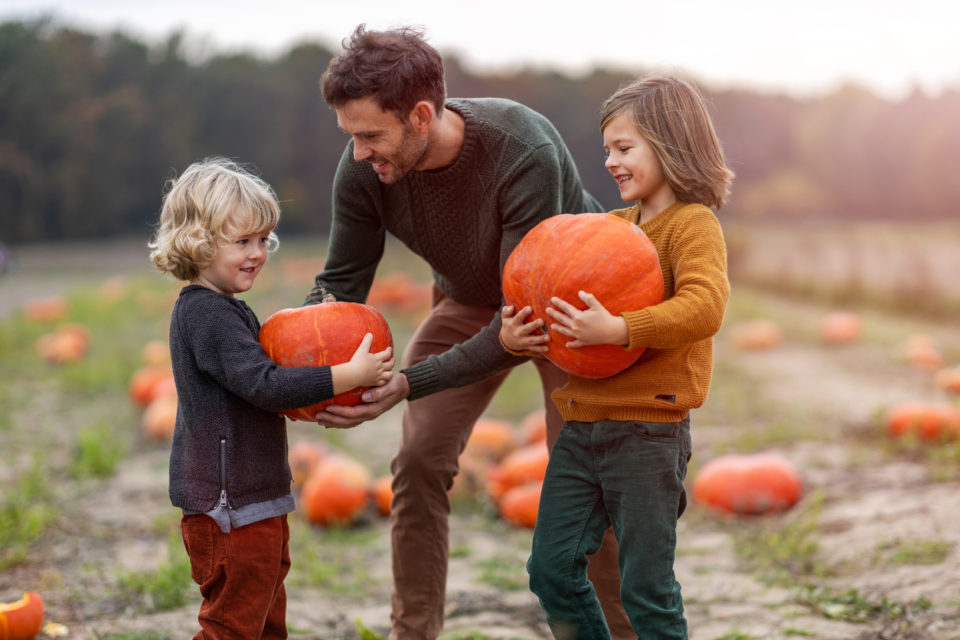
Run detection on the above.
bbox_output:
[259,302,393,421]
[0,590,44,640]
[502,213,664,378]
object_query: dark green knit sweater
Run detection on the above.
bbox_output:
[306,98,601,400]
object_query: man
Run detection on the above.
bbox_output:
[306,25,633,640]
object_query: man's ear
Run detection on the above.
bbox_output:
[408,101,434,133]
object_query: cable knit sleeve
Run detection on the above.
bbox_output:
[622,205,729,349]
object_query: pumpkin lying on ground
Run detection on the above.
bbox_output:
[299,455,372,526]
[371,475,393,516]
[288,441,328,487]
[0,590,44,640]
[461,418,518,462]
[692,453,802,515]
[486,443,549,502]
[34,324,89,364]
[885,402,960,442]
[502,213,664,378]
[129,365,175,407]
[728,319,783,351]
[819,311,862,345]
[499,481,542,529]
[141,393,177,441]
[258,302,393,421]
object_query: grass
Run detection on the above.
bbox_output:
[0,453,57,569]
[114,529,193,612]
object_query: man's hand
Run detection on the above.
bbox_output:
[314,372,410,428]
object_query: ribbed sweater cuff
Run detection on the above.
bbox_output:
[401,360,441,401]
[499,334,537,358]
[625,309,657,350]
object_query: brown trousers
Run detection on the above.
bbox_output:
[180,513,290,640]
[389,291,632,639]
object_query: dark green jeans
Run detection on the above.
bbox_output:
[527,418,692,639]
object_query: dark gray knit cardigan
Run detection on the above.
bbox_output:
[167,285,334,512]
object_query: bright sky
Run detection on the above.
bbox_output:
[2,0,957,99]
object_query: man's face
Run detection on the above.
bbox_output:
[336,96,429,184]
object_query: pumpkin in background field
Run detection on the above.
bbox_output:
[819,311,862,345]
[372,475,393,516]
[23,296,68,323]
[729,319,783,351]
[692,453,802,515]
[34,324,89,364]
[142,394,177,441]
[129,365,175,407]
[461,418,518,462]
[288,441,328,487]
[258,302,393,421]
[0,590,44,640]
[885,402,960,442]
[502,213,664,378]
[299,455,372,526]
[934,367,960,395]
[486,443,549,502]
[520,409,547,445]
[499,482,542,529]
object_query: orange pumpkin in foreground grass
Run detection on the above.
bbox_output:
[499,481,542,529]
[258,302,393,421]
[502,213,664,378]
[0,590,44,640]
[299,455,372,526]
[885,402,960,442]
[692,453,802,516]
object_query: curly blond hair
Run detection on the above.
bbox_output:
[149,157,280,281]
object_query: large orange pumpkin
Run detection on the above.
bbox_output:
[692,453,802,515]
[258,302,393,421]
[0,590,44,640]
[461,418,518,462]
[502,213,664,378]
[299,455,372,526]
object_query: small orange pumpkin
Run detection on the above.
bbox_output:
[819,311,862,345]
[23,296,68,323]
[903,334,944,372]
[0,590,44,640]
[729,319,783,351]
[486,443,550,502]
[142,394,178,441]
[461,418,518,462]
[520,409,548,445]
[299,455,372,526]
[129,365,175,407]
[371,475,393,516]
[933,367,960,395]
[34,324,89,364]
[692,453,802,515]
[288,441,327,487]
[886,402,960,441]
[499,482,542,529]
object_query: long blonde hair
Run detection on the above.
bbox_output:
[600,75,734,209]
[149,157,280,281]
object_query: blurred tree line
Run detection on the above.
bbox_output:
[2,18,959,244]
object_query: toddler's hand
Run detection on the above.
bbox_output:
[500,305,550,353]
[348,333,394,387]
[547,291,628,348]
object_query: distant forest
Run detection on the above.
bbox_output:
[2,18,959,244]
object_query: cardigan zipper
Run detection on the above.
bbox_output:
[219,438,228,508]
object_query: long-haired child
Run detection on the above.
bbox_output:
[502,75,734,639]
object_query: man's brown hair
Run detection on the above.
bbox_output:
[321,24,446,121]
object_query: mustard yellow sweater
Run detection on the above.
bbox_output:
[552,201,729,423]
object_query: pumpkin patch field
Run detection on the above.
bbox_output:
[3,223,960,640]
